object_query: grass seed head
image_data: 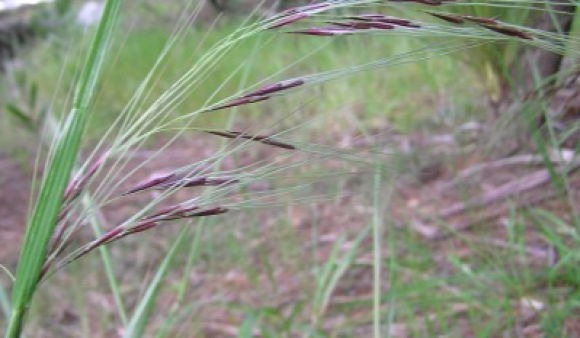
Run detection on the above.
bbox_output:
[268,13,309,29]
[123,172,177,195]
[158,176,240,189]
[207,130,296,150]
[281,3,330,15]
[208,96,270,111]
[481,24,533,40]
[427,12,465,24]
[331,21,396,30]
[63,154,106,202]
[289,27,354,36]
[464,15,499,25]
[242,79,305,98]
[389,0,450,5]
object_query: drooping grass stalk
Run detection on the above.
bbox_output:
[5,1,122,337]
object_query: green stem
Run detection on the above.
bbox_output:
[5,1,121,337]
[5,310,23,338]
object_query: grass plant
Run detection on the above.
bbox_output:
[2,0,580,337]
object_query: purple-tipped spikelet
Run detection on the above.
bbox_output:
[289,27,354,36]
[159,204,202,220]
[209,79,305,112]
[350,15,414,26]
[141,205,182,221]
[44,204,230,278]
[141,204,227,222]
[208,96,270,112]
[158,176,240,190]
[123,172,176,195]
[127,220,158,234]
[463,15,499,25]
[428,12,498,25]
[242,79,305,98]
[427,12,465,24]
[207,130,296,150]
[185,206,229,217]
[481,24,533,40]
[281,2,330,15]
[63,154,106,202]
[351,14,388,20]
[426,12,533,39]
[330,21,396,30]
[256,138,296,150]
[65,227,128,265]
[124,173,238,195]
[389,0,448,5]
[268,13,309,29]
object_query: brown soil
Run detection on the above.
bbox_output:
[2,128,580,337]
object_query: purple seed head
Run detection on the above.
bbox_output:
[124,172,177,195]
[208,96,270,112]
[259,139,296,150]
[331,21,373,30]
[91,227,126,249]
[207,130,238,139]
[281,2,330,15]
[268,13,308,29]
[159,176,239,189]
[242,79,305,98]
[187,207,229,217]
[482,24,533,40]
[368,22,397,30]
[350,14,387,21]
[142,205,182,221]
[464,15,499,25]
[289,27,354,36]
[129,220,158,234]
[157,205,229,221]
[64,152,108,201]
[207,130,295,150]
[389,0,447,5]
[428,12,465,24]
[63,185,82,203]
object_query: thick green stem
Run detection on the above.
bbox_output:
[5,1,122,337]
[5,310,24,338]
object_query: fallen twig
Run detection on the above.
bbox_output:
[439,168,553,219]
[438,151,575,191]
[431,188,558,240]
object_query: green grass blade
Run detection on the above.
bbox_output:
[0,279,10,320]
[5,1,122,337]
[122,228,187,338]
[5,104,35,132]
[237,313,258,338]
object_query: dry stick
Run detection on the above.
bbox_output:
[438,153,575,191]
[438,164,577,219]
[432,188,558,241]
[459,234,554,260]
[424,160,580,239]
